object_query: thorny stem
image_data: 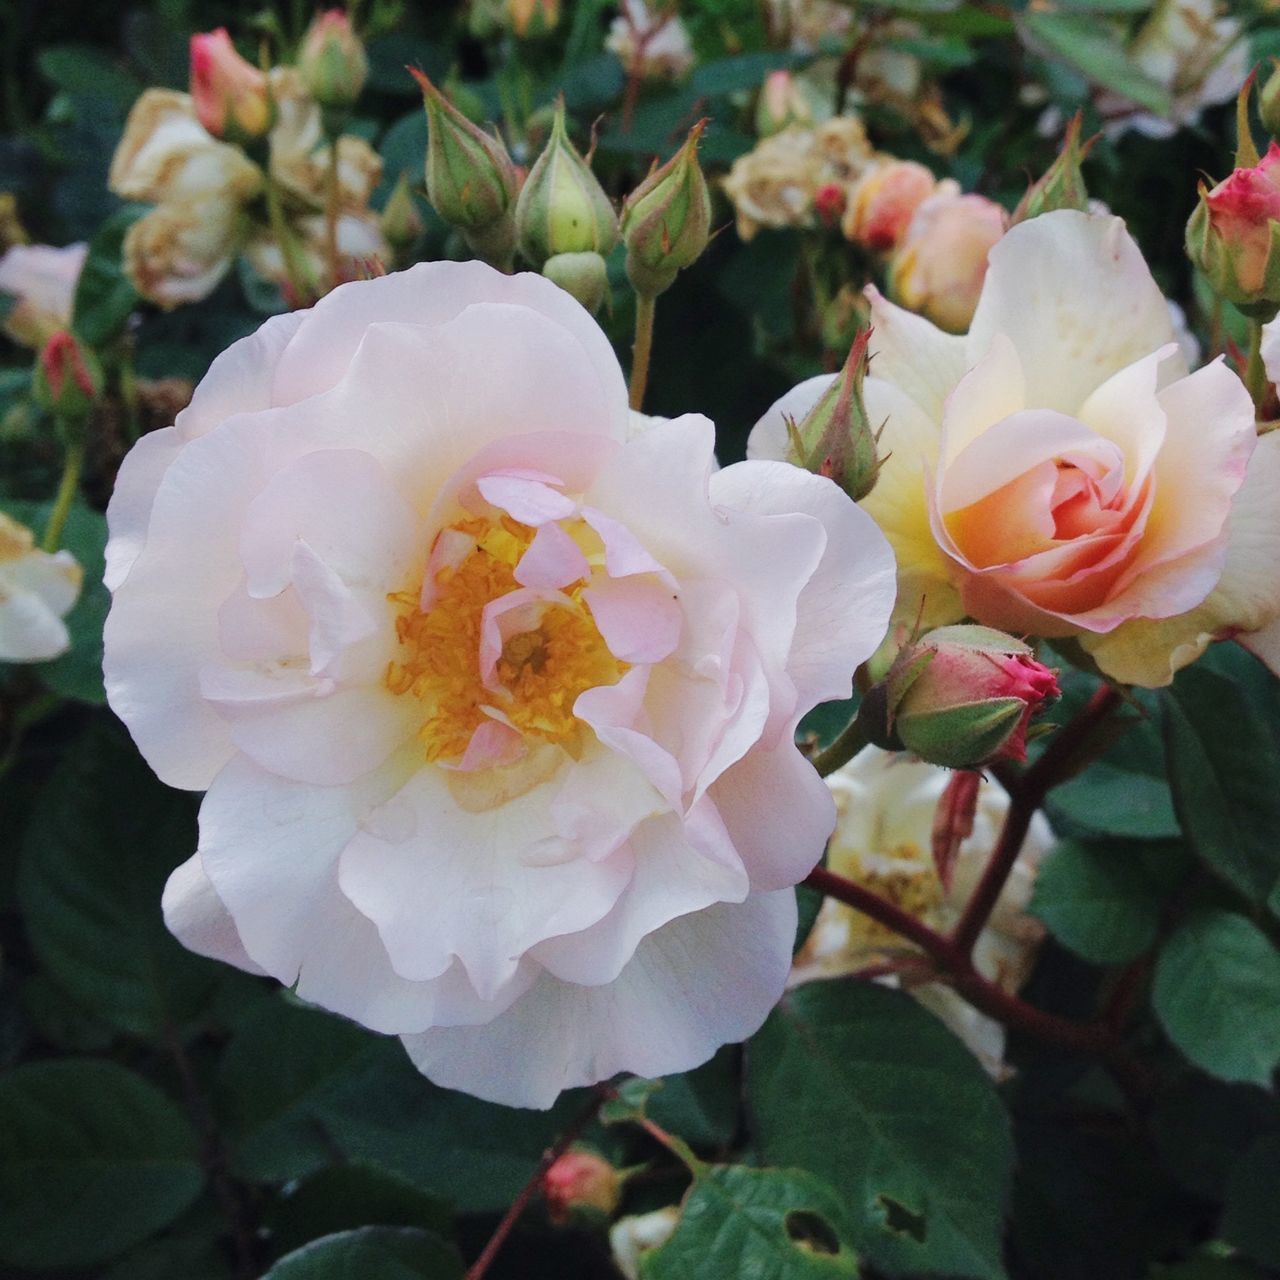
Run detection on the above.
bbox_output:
[163,1023,256,1280]
[41,439,83,552]
[804,684,1130,1062]
[629,292,657,411]
[465,1085,611,1280]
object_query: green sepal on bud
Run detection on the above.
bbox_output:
[1011,111,1094,226]
[862,625,1061,770]
[33,331,102,437]
[1261,60,1280,140]
[785,328,882,502]
[298,10,369,115]
[515,98,618,269]
[413,67,519,269]
[620,120,712,298]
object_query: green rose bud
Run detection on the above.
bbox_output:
[515,99,618,269]
[542,251,609,314]
[380,172,425,258]
[1260,60,1280,140]
[298,10,369,113]
[620,119,712,298]
[33,330,102,434]
[785,328,883,503]
[1011,111,1093,226]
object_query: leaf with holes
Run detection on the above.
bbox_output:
[643,1165,860,1278]
[748,979,1012,1279]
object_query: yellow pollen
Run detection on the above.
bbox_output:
[386,515,627,764]
[833,842,945,951]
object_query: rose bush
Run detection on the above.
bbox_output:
[103,260,895,1107]
[752,209,1280,686]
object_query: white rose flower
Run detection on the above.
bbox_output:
[0,513,83,662]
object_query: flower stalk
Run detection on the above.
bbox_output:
[629,291,656,411]
[41,438,83,553]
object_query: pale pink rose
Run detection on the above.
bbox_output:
[0,242,87,348]
[843,160,944,254]
[751,211,1277,687]
[888,191,1007,333]
[103,262,895,1107]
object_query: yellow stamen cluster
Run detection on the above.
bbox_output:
[386,515,626,765]
[834,843,945,951]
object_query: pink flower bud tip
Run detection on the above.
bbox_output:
[542,1150,620,1223]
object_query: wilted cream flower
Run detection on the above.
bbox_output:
[610,1208,681,1280]
[0,242,87,347]
[606,0,695,81]
[765,0,851,52]
[0,513,83,662]
[244,211,389,297]
[723,117,875,240]
[792,747,1052,1074]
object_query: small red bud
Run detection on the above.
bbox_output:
[542,1150,620,1224]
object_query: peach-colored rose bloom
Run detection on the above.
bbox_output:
[843,160,948,254]
[752,211,1280,688]
[0,242,87,347]
[888,191,1007,333]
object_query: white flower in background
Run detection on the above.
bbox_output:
[792,746,1052,1074]
[610,1207,681,1279]
[0,512,82,662]
[103,261,896,1108]
[606,0,695,81]
[0,242,87,348]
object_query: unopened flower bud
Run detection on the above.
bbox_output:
[870,626,1060,770]
[33,330,102,428]
[843,159,939,253]
[1261,61,1280,139]
[542,250,609,313]
[1186,141,1280,309]
[413,68,519,268]
[755,70,813,136]
[189,29,272,141]
[509,0,561,37]
[542,1149,620,1224]
[516,99,618,269]
[380,172,425,254]
[786,328,882,502]
[1011,111,1093,226]
[813,182,846,228]
[620,120,711,298]
[299,10,368,112]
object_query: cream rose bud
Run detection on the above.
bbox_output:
[753,211,1280,687]
[0,513,82,662]
[888,191,1007,333]
[792,746,1052,1075]
[104,261,896,1109]
[0,242,87,348]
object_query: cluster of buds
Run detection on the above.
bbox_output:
[1186,79,1280,314]
[111,13,384,309]
[860,626,1060,770]
[419,80,711,313]
[784,328,882,502]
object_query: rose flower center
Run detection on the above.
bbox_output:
[385,515,627,765]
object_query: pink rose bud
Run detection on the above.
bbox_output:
[843,159,939,254]
[189,29,272,141]
[34,330,103,428]
[1187,141,1280,307]
[870,625,1060,769]
[542,1150,621,1224]
[813,182,846,227]
[298,10,369,111]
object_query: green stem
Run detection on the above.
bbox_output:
[42,439,83,552]
[264,171,315,306]
[629,293,657,412]
[810,713,870,777]
[1245,318,1268,413]
[324,136,341,291]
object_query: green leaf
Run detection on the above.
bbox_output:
[219,996,592,1211]
[643,1165,860,1278]
[0,1060,203,1269]
[1164,669,1280,908]
[647,1049,741,1150]
[1045,764,1179,840]
[748,980,1013,1279]
[1153,910,1280,1086]
[1030,838,1188,965]
[263,1227,463,1280]
[18,722,219,1036]
[1222,1132,1280,1268]
[37,43,142,107]
[72,205,143,345]
[2,497,110,703]
[266,1165,453,1258]
[689,52,807,97]
[1022,13,1172,116]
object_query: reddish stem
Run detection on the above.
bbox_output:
[465,1086,610,1280]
